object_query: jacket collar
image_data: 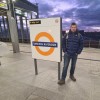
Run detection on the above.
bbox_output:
[69,29,78,35]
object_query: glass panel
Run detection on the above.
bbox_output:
[27,13,31,19]
[16,16,21,29]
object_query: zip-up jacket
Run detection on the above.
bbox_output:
[62,30,84,57]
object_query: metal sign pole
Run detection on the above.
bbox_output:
[34,59,61,80]
[58,62,61,80]
[34,59,38,75]
[29,18,62,80]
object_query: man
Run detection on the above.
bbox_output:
[58,22,84,85]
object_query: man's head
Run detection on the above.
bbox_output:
[70,22,77,33]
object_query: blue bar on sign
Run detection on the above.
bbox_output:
[32,41,58,48]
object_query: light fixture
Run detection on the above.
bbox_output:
[12,0,16,2]
[34,12,37,16]
[2,0,6,3]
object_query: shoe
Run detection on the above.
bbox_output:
[58,79,65,85]
[70,75,76,82]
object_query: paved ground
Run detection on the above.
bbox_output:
[0,43,100,100]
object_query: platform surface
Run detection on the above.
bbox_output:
[0,43,100,100]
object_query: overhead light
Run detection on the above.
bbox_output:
[12,0,16,2]
[2,0,6,3]
[34,12,37,16]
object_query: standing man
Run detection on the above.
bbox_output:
[58,22,84,85]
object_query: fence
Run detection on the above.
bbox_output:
[84,40,100,48]
[0,30,100,48]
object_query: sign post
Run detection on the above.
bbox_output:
[34,59,38,75]
[58,62,61,80]
[29,17,62,80]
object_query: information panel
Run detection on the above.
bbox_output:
[0,2,8,9]
[29,17,62,62]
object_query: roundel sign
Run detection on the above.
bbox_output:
[32,32,57,56]
[29,17,62,62]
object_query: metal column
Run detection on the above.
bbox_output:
[7,0,20,53]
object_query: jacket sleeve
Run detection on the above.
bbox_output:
[77,34,84,54]
[62,36,67,53]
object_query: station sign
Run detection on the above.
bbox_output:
[29,17,62,62]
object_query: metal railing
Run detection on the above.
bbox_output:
[84,40,100,48]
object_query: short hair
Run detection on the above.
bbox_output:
[71,22,77,26]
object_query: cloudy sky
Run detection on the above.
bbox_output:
[28,0,100,31]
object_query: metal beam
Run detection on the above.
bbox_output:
[14,0,38,12]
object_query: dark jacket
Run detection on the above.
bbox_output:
[62,30,84,57]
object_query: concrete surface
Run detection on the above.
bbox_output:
[0,43,100,100]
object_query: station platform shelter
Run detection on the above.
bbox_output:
[0,0,38,43]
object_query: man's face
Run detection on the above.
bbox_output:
[70,25,77,32]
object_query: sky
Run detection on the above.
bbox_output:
[28,0,100,31]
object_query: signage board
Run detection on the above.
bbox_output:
[0,2,8,9]
[29,17,62,62]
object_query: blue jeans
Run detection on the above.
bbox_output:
[62,52,78,80]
